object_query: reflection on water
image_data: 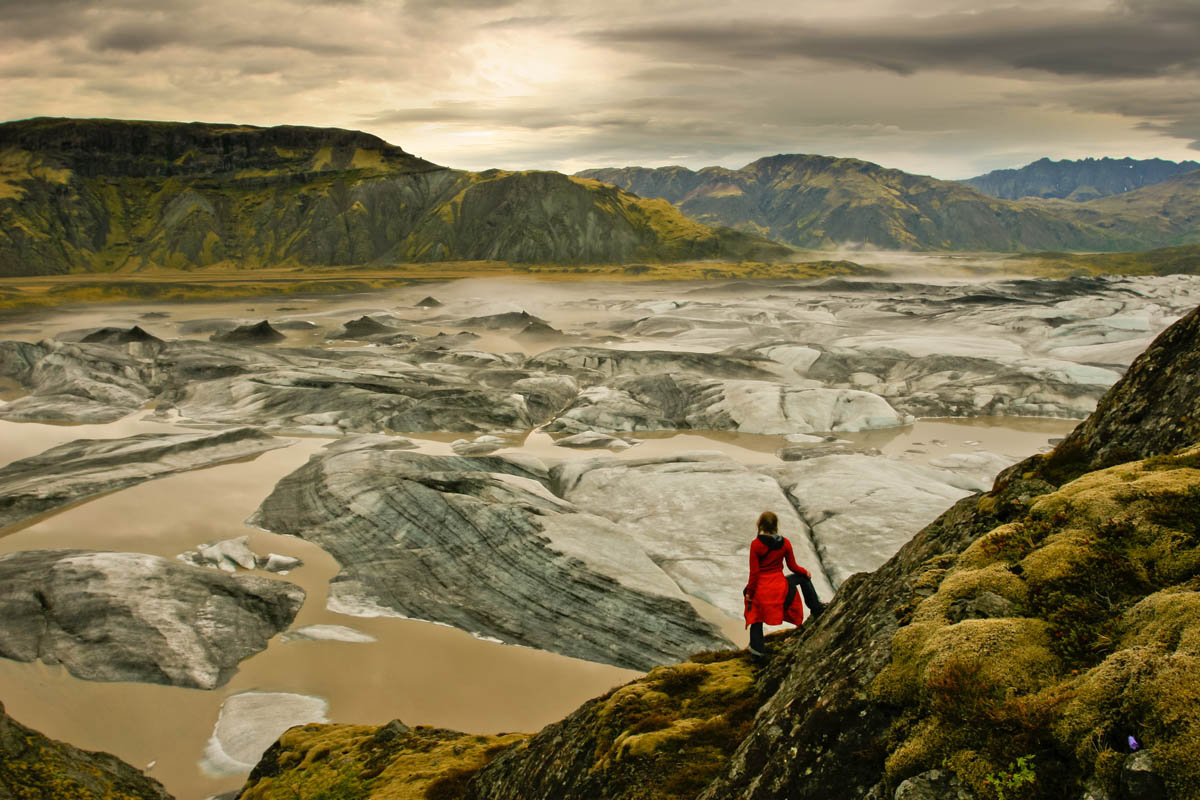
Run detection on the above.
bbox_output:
[0,405,1077,800]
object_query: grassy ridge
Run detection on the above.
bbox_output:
[0,118,790,277]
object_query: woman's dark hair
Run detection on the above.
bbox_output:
[757,511,778,535]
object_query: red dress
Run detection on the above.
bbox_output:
[744,535,809,627]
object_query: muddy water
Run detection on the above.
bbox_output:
[0,431,641,800]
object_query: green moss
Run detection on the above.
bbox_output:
[236,724,527,800]
[872,448,1200,798]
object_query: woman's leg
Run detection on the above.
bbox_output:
[749,622,765,655]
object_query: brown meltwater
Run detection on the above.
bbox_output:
[0,415,183,470]
[0,430,640,800]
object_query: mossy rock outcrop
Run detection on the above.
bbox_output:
[0,700,171,800]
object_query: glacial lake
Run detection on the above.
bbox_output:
[6,273,1193,799]
[0,413,1073,800]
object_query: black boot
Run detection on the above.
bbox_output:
[749,623,767,660]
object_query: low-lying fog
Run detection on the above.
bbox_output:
[2,271,1198,800]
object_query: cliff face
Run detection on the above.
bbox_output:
[0,118,788,276]
[238,302,1200,800]
[0,700,172,800]
[579,155,1141,252]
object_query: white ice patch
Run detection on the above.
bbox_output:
[199,691,329,777]
[326,584,409,619]
[280,624,377,643]
[768,455,986,587]
[832,333,1024,359]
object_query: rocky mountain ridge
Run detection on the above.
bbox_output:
[578,155,1200,252]
[0,117,787,276]
[963,157,1200,202]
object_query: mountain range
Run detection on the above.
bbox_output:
[963,156,1200,201]
[579,155,1200,253]
[4,118,1200,277]
[0,118,787,277]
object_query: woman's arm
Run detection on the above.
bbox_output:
[745,539,762,596]
[784,540,810,577]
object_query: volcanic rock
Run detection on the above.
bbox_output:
[210,320,286,344]
[79,325,163,345]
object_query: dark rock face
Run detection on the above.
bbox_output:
[455,310,550,330]
[249,443,730,671]
[79,325,163,345]
[415,296,443,308]
[0,549,304,688]
[326,315,405,340]
[0,427,292,530]
[210,320,286,344]
[0,699,173,800]
[1120,751,1169,800]
[893,769,977,800]
[945,590,1015,623]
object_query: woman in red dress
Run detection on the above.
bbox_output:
[743,510,813,659]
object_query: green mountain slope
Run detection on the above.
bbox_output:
[578,155,1181,252]
[0,118,788,277]
[1032,170,1200,250]
[1019,243,1200,277]
[963,156,1200,201]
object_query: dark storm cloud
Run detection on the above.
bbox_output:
[1050,81,1200,150]
[91,22,181,53]
[589,1,1200,79]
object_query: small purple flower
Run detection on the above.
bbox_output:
[1128,735,1140,751]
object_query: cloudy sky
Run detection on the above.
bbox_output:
[2,0,1198,178]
